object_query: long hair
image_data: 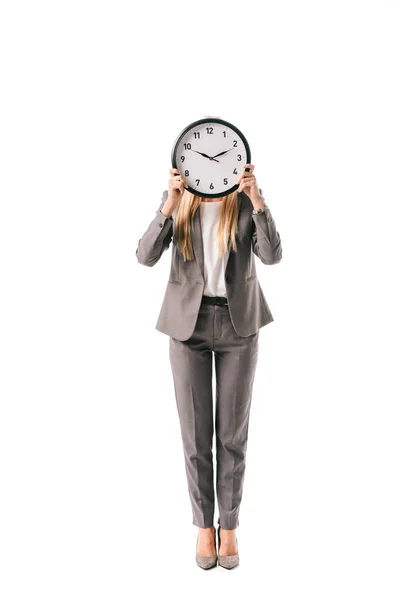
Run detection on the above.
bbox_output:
[174,189,239,262]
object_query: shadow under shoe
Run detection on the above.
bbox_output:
[217,524,240,569]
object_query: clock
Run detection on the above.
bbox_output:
[171,117,251,198]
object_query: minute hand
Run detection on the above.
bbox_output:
[210,148,235,160]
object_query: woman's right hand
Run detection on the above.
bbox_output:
[167,168,188,207]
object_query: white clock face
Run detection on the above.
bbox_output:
[172,119,250,198]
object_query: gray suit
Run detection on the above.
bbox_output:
[136,188,282,341]
[136,189,282,530]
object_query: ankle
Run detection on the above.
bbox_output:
[219,526,236,534]
[198,526,215,533]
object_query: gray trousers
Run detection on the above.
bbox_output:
[169,299,259,530]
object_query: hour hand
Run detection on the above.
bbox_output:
[190,149,220,162]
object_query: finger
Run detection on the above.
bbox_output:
[170,174,184,183]
[239,174,256,182]
[170,168,181,175]
[173,175,189,188]
[238,178,256,192]
[237,174,256,185]
[171,181,188,190]
[236,169,255,183]
[171,178,188,189]
[243,164,254,172]
[239,177,256,186]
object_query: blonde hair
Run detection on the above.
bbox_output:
[174,190,239,261]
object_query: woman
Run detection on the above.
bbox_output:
[136,162,282,569]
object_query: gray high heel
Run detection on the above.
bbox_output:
[196,526,218,569]
[217,524,239,569]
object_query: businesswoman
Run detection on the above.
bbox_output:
[136,164,282,569]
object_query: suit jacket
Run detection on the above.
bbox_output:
[136,188,282,341]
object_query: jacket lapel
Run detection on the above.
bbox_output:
[191,204,204,276]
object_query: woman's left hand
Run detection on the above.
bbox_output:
[236,164,264,205]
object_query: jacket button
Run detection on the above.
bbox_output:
[159,223,163,228]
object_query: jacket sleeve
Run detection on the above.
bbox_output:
[136,190,174,267]
[251,188,282,265]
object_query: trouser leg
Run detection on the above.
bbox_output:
[214,307,259,530]
[169,333,215,528]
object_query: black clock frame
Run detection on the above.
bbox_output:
[171,117,251,199]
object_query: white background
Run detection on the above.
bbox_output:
[1,1,399,598]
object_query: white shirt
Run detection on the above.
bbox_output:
[171,200,228,297]
[199,200,228,297]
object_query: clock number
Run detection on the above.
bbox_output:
[210,183,214,190]
[206,127,214,134]
[184,142,192,149]
[224,178,228,185]
[196,179,200,186]
[233,140,237,147]
[185,170,189,176]
[237,154,242,161]
[180,155,185,162]
[233,168,238,174]
[193,131,200,139]
[223,131,226,137]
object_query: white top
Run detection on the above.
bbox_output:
[199,200,228,297]
[171,200,228,297]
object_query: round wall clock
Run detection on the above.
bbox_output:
[171,117,251,198]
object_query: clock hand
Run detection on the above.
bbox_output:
[190,149,212,159]
[189,149,220,163]
[210,148,235,160]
